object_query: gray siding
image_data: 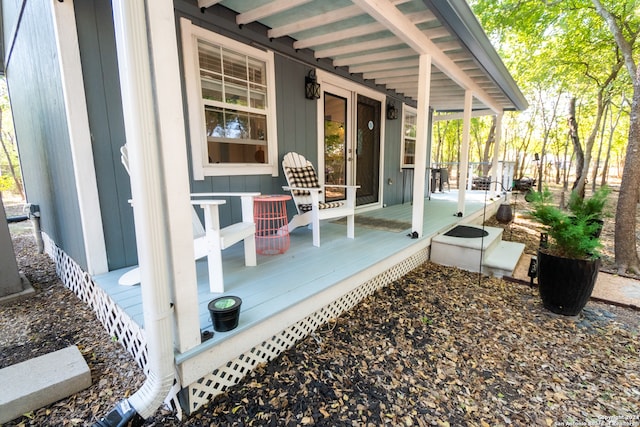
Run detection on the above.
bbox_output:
[5,0,413,272]
[187,54,318,225]
[176,4,319,226]
[74,0,136,270]
[4,0,87,269]
[383,113,404,206]
[174,0,409,221]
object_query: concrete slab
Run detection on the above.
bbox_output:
[0,273,35,306]
[0,345,92,424]
[431,225,502,273]
[431,225,524,278]
[483,241,526,278]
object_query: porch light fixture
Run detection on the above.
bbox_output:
[305,70,321,100]
[387,103,398,120]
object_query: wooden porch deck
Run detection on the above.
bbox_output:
[93,191,499,350]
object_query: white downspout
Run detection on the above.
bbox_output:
[95,0,175,423]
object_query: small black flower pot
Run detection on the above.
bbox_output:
[208,296,242,332]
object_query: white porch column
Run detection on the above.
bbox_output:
[51,0,108,275]
[457,90,473,216]
[411,54,432,237]
[147,0,201,353]
[491,112,504,196]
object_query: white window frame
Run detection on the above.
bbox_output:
[401,104,417,168]
[181,18,279,179]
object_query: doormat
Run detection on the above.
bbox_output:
[332,216,412,233]
[444,225,488,238]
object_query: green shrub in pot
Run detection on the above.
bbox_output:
[528,186,610,259]
[527,186,610,316]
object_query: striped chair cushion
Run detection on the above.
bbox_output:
[285,166,320,196]
[299,201,344,213]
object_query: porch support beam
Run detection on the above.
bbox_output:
[236,0,312,26]
[410,54,432,237]
[457,90,473,216]
[351,0,501,113]
[491,112,504,196]
[268,5,363,39]
[197,0,222,8]
[433,109,493,122]
[147,0,202,353]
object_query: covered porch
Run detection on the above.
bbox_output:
[92,191,504,414]
[87,0,528,418]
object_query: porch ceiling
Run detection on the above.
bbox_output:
[198,0,528,113]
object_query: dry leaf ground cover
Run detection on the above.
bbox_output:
[2,191,640,426]
[170,265,640,427]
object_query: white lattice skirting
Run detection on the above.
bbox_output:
[42,234,184,417]
[43,232,427,418]
[181,247,429,414]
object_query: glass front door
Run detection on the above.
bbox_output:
[324,92,348,202]
[355,95,381,206]
[322,86,382,207]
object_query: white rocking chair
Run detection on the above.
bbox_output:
[282,152,358,247]
[118,145,259,293]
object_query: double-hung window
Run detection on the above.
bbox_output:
[181,18,278,178]
[401,105,417,168]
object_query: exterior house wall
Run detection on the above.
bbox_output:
[73,0,137,270]
[175,0,409,223]
[5,0,412,273]
[4,0,87,270]
[382,114,403,206]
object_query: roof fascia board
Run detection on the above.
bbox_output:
[423,0,528,110]
[351,0,501,113]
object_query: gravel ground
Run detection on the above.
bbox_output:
[2,192,639,426]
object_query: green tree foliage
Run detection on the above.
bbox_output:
[471,0,640,273]
[0,77,23,198]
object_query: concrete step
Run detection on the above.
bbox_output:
[0,345,92,424]
[430,225,525,279]
[482,240,526,278]
[430,225,503,273]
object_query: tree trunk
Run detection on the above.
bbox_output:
[537,90,562,192]
[482,116,495,176]
[614,65,640,274]
[601,100,624,187]
[562,134,570,190]
[591,101,609,192]
[568,97,585,196]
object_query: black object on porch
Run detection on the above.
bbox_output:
[444,225,489,238]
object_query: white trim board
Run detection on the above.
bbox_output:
[51,0,108,275]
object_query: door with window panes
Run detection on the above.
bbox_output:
[322,85,381,207]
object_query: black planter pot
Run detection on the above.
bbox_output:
[208,296,242,332]
[537,250,600,316]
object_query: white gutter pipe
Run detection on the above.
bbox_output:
[95,0,175,424]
